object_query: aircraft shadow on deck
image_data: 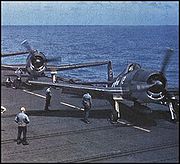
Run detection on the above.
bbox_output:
[27,109,110,119]
[25,103,173,127]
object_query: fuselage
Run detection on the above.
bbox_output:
[111,63,167,104]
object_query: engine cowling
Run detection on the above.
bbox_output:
[26,51,47,77]
[147,73,167,100]
[126,69,167,103]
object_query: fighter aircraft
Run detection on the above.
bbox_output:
[28,48,179,122]
[1,40,111,82]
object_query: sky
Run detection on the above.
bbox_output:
[1,1,179,25]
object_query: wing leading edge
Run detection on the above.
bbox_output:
[46,61,110,71]
[28,80,125,95]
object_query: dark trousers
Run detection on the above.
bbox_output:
[44,100,50,110]
[84,107,90,121]
[17,126,27,141]
[13,79,21,89]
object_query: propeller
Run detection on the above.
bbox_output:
[21,40,34,52]
[159,47,178,121]
[160,47,174,74]
[21,40,61,63]
[21,40,38,63]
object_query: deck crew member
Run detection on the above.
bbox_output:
[5,77,12,87]
[82,93,92,124]
[15,107,30,145]
[15,67,23,78]
[13,77,22,89]
[44,87,52,111]
[13,67,23,88]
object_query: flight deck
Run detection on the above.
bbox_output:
[1,70,179,163]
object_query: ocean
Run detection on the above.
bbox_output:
[1,25,179,88]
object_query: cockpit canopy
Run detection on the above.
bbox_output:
[114,63,141,82]
[122,63,141,75]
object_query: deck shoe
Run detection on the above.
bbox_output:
[17,139,21,145]
[84,119,90,124]
[22,140,29,145]
[109,119,118,124]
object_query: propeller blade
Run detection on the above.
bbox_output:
[21,40,33,52]
[134,79,165,91]
[46,56,62,63]
[160,47,174,74]
[136,83,155,91]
